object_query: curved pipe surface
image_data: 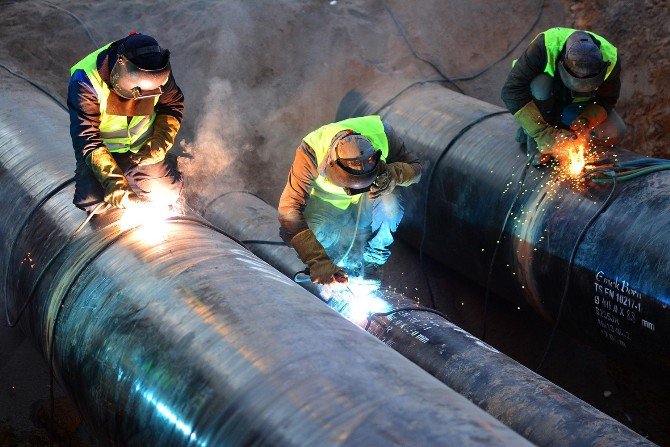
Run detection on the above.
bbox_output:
[204,191,654,447]
[337,84,670,370]
[0,74,533,446]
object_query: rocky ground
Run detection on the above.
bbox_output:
[0,0,668,445]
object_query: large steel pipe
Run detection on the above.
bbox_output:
[0,74,533,445]
[336,84,670,369]
[203,191,654,446]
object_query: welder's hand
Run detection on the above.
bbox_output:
[128,114,181,166]
[570,103,607,137]
[569,117,591,136]
[369,162,396,200]
[105,186,135,209]
[514,101,575,156]
[86,147,137,209]
[534,127,576,155]
[291,229,347,285]
[311,260,348,285]
[128,145,166,166]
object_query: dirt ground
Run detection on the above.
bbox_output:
[0,0,668,445]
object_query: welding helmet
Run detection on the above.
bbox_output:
[110,34,171,100]
[325,133,381,195]
[557,31,610,93]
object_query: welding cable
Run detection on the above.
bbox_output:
[383,3,463,94]
[535,171,618,372]
[166,215,250,250]
[0,63,67,112]
[372,78,448,115]
[293,268,311,283]
[588,159,670,183]
[418,110,511,309]
[337,195,365,266]
[383,0,543,87]
[1,0,99,48]
[449,0,545,82]
[200,189,266,216]
[3,178,75,327]
[481,153,535,341]
[38,0,99,48]
[242,240,286,246]
[4,202,107,328]
[364,306,450,331]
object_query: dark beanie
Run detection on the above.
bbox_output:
[121,33,166,70]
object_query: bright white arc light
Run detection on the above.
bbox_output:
[327,278,392,324]
[118,202,176,244]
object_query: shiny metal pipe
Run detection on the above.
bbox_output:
[336,84,670,370]
[204,191,655,446]
[0,74,533,446]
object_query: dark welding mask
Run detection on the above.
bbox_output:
[324,133,381,195]
[557,31,610,94]
[110,43,171,100]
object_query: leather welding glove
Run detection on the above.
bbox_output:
[128,114,181,166]
[570,103,608,136]
[291,228,348,285]
[514,101,575,155]
[86,147,140,209]
[369,161,416,199]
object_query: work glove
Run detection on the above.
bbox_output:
[128,114,181,166]
[291,229,348,285]
[369,161,416,199]
[514,101,576,155]
[86,147,140,209]
[570,103,607,136]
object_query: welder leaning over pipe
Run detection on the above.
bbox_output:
[68,32,184,212]
[501,27,626,166]
[278,116,422,285]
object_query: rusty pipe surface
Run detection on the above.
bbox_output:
[336,84,670,370]
[0,74,534,446]
[203,191,655,447]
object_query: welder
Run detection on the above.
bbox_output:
[501,27,626,165]
[68,32,184,212]
[278,115,422,285]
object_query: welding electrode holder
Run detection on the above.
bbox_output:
[293,267,348,285]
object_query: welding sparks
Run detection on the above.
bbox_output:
[549,133,606,189]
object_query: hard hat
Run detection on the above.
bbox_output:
[557,31,610,93]
[110,34,171,100]
[324,133,381,195]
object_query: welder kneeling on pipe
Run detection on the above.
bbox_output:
[501,27,626,166]
[68,32,184,212]
[278,116,422,285]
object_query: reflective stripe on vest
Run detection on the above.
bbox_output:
[70,42,157,153]
[512,28,617,80]
[303,115,389,210]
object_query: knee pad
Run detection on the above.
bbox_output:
[530,74,554,102]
